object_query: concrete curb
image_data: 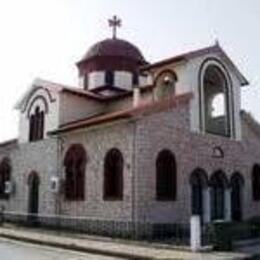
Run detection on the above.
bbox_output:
[0,232,154,260]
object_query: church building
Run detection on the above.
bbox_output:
[0,16,260,236]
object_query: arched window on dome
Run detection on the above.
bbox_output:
[156,149,177,201]
[132,72,139,86]
[29,106,45,142]
[103,148,124,200]
[64,144,87,201]
[0,157,11,199]
[105,71,115,86]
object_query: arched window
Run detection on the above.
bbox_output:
[104,148,123,200]
[252,164,260,201]
[190,168,208,217]
[64,144,87,201]
[27,171,40,220]
[154,70,177,101]
[29,106,45,142]
[231,172,244,221]
[0,157,11,199]
[105,71,115,86]
[156,149,177,201]
[200,63,232,137]
[210,170,228,220]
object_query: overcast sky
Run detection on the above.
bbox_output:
[0,0,259,142]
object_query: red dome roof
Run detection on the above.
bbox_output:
[81,38,146,64]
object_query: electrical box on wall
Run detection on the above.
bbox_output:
[50,176,61,193]
[4,181,15,195]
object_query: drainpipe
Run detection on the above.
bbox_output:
[131,119,137,238]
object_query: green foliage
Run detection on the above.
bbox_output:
[209,221,233,251]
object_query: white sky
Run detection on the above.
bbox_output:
[0,0,259,142]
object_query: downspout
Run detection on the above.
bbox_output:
[131,85,140,237]
[131,119,137,238]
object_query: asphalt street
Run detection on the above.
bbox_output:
[0,238,124,260]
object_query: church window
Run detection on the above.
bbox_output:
[231,172,244,221]
[190,168,208,218]
[0,157,11,199]
[29,106,45,142]
[105,71,115,86]
[210,170,228,220]
[201,63,231,137]
[156,149,177,200]
[64,144,86,201]
[252,164,260,201]
[104,148,123,200]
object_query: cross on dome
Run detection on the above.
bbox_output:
[108,15,122,39]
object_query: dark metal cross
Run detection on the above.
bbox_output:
[108,15,121,39]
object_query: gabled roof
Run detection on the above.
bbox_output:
[142,43,249,86]
[14,78,107,111]
[0,139,18,149]
[49,92,193,135]
[241,110,260,137]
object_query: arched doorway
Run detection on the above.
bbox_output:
[210,170,228,221]
[230,173,244,221]
[28,171,40,223]
[190,168,208,222]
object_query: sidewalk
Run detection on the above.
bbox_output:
[0,225,251,260]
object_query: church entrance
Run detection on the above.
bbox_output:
[230,173,244,222]
[27,171,40,224]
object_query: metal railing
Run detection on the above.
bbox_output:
[1,211,194,246]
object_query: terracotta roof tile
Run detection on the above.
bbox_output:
[49,92,193,135]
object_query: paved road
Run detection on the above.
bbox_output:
[0,238,124,260]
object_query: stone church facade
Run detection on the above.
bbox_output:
[0,19,260,235]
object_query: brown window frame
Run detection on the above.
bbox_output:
[64,144,87,201]
[156,149,177,201]
[103,148,124,201]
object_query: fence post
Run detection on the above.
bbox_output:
[190,215,201,252]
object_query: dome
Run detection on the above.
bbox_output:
[80,38,146,65]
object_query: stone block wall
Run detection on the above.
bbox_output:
[133,101,260,224]
[0,138,58,216]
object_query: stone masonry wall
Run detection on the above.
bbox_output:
[0,138,58,216]
[59,121,135,222]
[134,101,260,224]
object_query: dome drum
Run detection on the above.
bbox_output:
[77,38,147,91]
[77,56,142,76]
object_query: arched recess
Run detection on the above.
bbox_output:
[0,157,11,199]
[64,144,87,201]
[154,70,178,100]
[252,164,260,201]
[190,168,208,219]
[103,148,124,200]
[156,149,177,201]
[199,58,234,138]
[210,170,229,220]
[27,171,40,222]
[230,172,244,221]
